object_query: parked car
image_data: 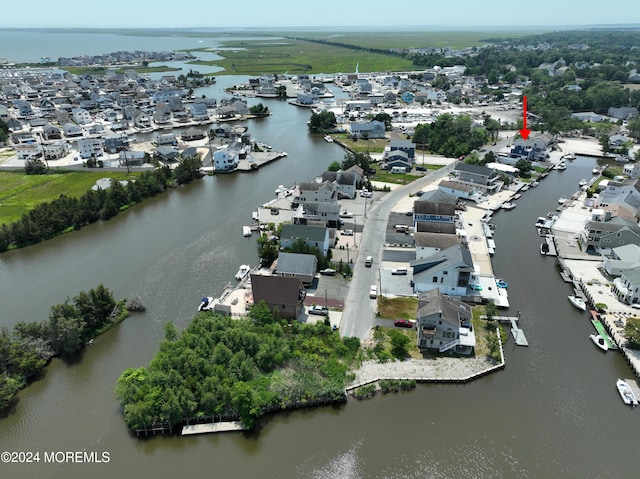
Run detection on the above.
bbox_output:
[360,190,373,198]
[364,256,373,267]
[341,229,354,236]
[308,305,329,316]
[391,267,408,275]
[415,166,427,172]
[369,285,378,299]
[394,319,414,328]
[319,268,337,276]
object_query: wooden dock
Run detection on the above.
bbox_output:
[181,421,248,436]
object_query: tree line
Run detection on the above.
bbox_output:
[0,284,122,413]
[0,156,203,252]
[412,113,490,158]
[116,303,361,431]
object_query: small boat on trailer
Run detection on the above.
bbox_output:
[589,333,608,352]
[616,379,638,407]
[568,295,587,311]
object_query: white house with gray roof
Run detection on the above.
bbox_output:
[280,224,330,256]
[603,244,640,277]
[410,244,475,296]
[612,269,640,305]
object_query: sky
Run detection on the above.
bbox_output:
[0,0,638,29]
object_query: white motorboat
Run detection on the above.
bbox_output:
[579,179,588,187]
[198,296,215,312]
[558,197,568,205]
[568,295,587,311]
[501,202,516,210]
[616,379,638,407]
[242,226,252,237]
[235,264,251,280]
[324,135,334,143]
[589,334,608,352]
[563,152,576,160]
[554,161,567,170]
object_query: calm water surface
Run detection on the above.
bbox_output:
[0,32,638,479]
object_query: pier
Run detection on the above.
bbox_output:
[480,315,528,347]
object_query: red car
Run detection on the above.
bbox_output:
[394,319,414,328]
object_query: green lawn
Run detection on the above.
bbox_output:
[0,170,140,225]
[372,171,423,185]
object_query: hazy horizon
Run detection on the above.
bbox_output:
[1,0,639,29]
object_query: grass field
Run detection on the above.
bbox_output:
[0,170,140,225]
[377,296,418,320]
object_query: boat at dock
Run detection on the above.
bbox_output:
[540,242,550,255]
[554,161,567,170]
[562,152,576,160]
[558,197,568,205]
[235,264,251,280]
[579,179,588,187]
[501,202,516,210]
[198,296,216,312]
[616,379,638,407]
[568,295,587,311]
[242,226,252,237]
[324,135,334,143]
[589,333,608,352]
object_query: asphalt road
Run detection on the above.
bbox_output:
[339,164,455,340]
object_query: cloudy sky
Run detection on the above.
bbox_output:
[1,0,637,28]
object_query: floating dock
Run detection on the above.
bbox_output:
[590,311,617,349]
[181,421,248,436]
[510,319,529,346]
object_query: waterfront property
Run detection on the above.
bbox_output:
[250,274,306,320]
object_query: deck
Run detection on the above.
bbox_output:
[590,310,617,349]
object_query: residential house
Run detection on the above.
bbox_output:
[250,274,306,320]
[612,269,640,306]
[294,202,341,228]
[437,179,479,201]
[15,143,43,160]
[410,244,475,296]
[274,252,318,285]
[294,180,338,206]
[181,127,206,141]
[415,288,475,355]
[350,120,385,139]
[384,150,412,173]
[344,100,372,112]
[42,123,62,141]
[42,141,69,161]
[77,138,103,159]
[413,199,458,232]
[72,107,92,125]
[580,212,640,254]
[344,164,365,185]
[602,244,640,277]
[103,134,128,154]
[155,145,180,163]
[453,162,502,194]
[119,150,146,167]
[608,107,639,120]
[189,102,209,122]
[133,111,151,129]
[280,224,331,256]
[388,139,416,161]
[321,171,357,199]
[415,232,463,260]
[213,148,238,172]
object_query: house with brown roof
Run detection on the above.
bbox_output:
[250,274,306,319]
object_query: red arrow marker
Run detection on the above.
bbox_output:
[519,95,531,140]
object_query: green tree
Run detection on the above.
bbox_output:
[388,330,411,359]
[308,110,336,133]
[24,158,47,175]
[625,316,640,349]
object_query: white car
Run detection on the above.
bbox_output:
[341,229,354,236]
[360,190,373,198]
[369,285,378,299]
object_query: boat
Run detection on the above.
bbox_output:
[579,179,588,187]
[324,135,334,143]
[592,167,601,175]
[589,333,609,352]
[568,295,587,311]
[501,202,516,210]
[554,161,567,170]
[558,197,568,205]
[198,296,215,312]
[531,181,539,187]
[563,152,576,160]
[616,379,638,407]
[242,226,251,237]
[540,242,550,255]
[235,264,251,280]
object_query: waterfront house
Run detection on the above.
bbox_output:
[294,180,339,205]
[612,269,640,306]
[103,134,128,154]
[321,171,357,199]
[274,252,318,285]
[155,146,180,163]
[181,127,206,141]
[453,162,502,194]
[384,151,412,173]
[388,139,416,160]
[10,131,36,144]
[413,199,458,232]
[603,244,640,277]
[415,232,463,260]
[580,213,640,254]
[189,102,209,122]
[350,121,385,139]
[294,201,341,228]
[119,150,146,167]
[437,179,479,201]
[410,244,474,296]
[280,224,331,256]
[416,288,475,355]
[212,148,237,172]
[344,164,365,184]
[250,274,306,320]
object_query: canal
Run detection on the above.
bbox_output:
[1,77,637,478]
